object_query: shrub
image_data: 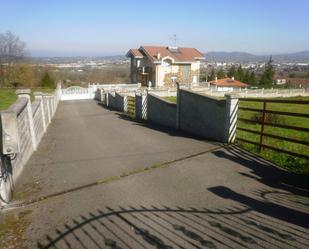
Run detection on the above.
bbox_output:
[251,113,285,124]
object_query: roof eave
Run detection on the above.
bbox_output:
[194,57,205,60]
[126,49,143,58]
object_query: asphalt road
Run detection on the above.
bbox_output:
[1,100,308,249]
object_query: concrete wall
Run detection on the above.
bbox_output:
[114,93,125,112]
[107,92,116,110]
[178,89,227,142]
[0,88,60,206]
[95,85,238,143]
[185,85,309,98]
[135,94,143,120]
[147,94,177,129]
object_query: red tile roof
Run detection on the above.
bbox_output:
[127,49,143,58]
[127,46,204,63]
[209,78,249,88]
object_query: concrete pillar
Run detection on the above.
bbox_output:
[50,95,54,118]
[57,82,62,101]
[142,89,148,120]
[43,95,51,124]
[123,95,128,112]
[100,89,105,103]
[224,94,239,143]
[176,82,181,130]
[16,89,37,150]
[106,91,109,106]
[34,92,47,132]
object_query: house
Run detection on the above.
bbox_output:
[275,79,287,85]
[126,46,204,87]
[209,77,249,91]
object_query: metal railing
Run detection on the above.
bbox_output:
[236,98,309,160]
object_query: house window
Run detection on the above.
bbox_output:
[137,59,141,67]
[162,59,172,67]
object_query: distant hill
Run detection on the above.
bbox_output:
[205,52,259,63]
[204,51,309,63]
[29,51,309,64]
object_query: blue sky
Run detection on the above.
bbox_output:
[1,0,308,56]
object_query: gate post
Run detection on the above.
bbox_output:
[142,89,148,120]
[100,89,105,103]
[124,95,128,113]
[106,91,109,107]
[224,94,239,143]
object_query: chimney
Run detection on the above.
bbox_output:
[157,52,161,60]
[232,77,235,81]
[215,76,218,82]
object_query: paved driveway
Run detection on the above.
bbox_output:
[1,100,308,249]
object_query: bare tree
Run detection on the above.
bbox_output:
[0,31,27,86]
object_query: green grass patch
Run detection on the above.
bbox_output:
[0,89,17,111]
[163,96,177,103]
[0,88,55,111]
[237,96,309,175]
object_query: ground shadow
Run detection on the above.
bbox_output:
[37,204,309,249]
[208,186,309,229]
[212,145,309,195]
[97,101,221,143]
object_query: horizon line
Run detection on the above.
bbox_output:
[28,50,309,58]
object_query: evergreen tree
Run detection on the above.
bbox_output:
[41,71,55,88]
[227,65,236,78]
[209,68,216,81]
[217,67,225,79]
[237,65,245,81]
[259,57,275,87]
[249,71,257,85]
[243,70,250,83]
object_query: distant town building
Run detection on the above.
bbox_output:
[126,46,204,87]
[275,79,287,85]
[209,77,249,91]
[286,78,309,88]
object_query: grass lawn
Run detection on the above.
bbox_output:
[237,96,309,175]
[0,89,17,111]
[163,96,177,103]
[0,88,55,111]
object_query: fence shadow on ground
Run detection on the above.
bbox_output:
[116,111,223,146]
[212,145,309,194]
[97,101,226,147]
[37,200,309,249]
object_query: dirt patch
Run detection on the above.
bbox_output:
[0,209,32,249]
[12,181,42,201]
